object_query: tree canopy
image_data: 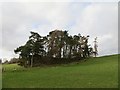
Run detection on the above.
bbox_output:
[14,30,98,67]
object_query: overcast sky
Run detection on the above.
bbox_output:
[1,1,118,61]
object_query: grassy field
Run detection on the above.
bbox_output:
[2,54,118,88]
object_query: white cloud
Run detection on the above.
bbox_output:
[0,3,2,59]
[70,3,118,56]
[1,2,118,60]
[0,0,118,2]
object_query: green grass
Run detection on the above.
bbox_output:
[2,54,118,88]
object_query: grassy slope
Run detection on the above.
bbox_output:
[2,54,118,88]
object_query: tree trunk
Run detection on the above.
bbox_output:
[59,47,62,58]
[69,46,72,58]
[31,54,33,67]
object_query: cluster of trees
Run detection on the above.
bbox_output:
[14,30,96,67]
[1,58,19,64]
[8,58,20,64]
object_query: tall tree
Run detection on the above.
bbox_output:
[62,30,69,58]
[14,31,45,67]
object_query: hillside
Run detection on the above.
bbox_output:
[2,54,118,88]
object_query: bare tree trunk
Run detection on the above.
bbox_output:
[31,54,33,67]
[59,47,62,58]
